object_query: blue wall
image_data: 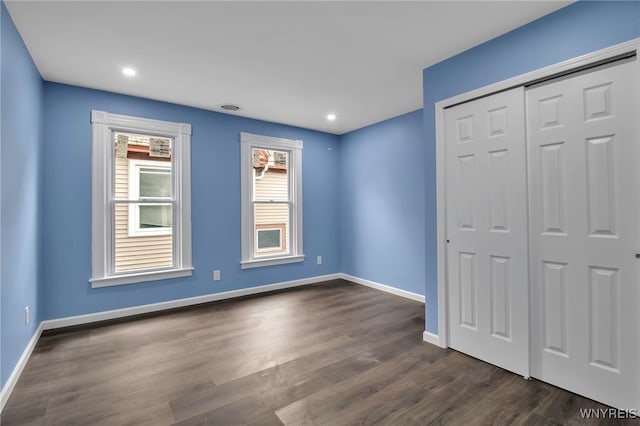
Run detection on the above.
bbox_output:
[42,83,340,320]
[1,2,44,388]
[422,1,640,333]
[339,110,425,296]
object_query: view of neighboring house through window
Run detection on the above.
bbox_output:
[127,158,172,237]
[115,133,173,272]
[91,110,192,287]
[253,148,289,255]
[240,132,304,268]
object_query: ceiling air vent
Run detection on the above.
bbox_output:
[218,103,242,112]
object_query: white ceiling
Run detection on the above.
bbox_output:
[6,1,571,134]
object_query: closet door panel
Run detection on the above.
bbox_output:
[528,59,640,410]
[445,87,529,376]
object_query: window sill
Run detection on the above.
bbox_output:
[90,267,193,288]
[128,231,173,238]
[241,255,305,269]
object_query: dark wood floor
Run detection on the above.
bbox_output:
[1,279,630,425]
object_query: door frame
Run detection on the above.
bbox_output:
[431,38,640,349]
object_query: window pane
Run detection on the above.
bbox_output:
[254,202,289,256]
[112,132,174,273]
[139,169,171,198]
[139,205,172,228]
[253,148,288,201]
[114,203,173,272]
[257,229,281,250]
[113,132,172,201]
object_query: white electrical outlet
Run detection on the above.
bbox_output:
[213,270,221,281]
[317,256,322,265]
[24,306,30,325]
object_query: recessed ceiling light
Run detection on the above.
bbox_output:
[122,67,136,77]
[327,113,337,121]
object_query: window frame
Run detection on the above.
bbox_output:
[240,132,304,269]
[128,159,173,237]
[91,110,193,288]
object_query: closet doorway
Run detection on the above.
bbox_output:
[438,41,640,410]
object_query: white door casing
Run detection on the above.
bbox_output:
[527,59,640,410]
[444,87,530,377]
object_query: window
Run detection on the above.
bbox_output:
[128,159,172,236]
[91,110,192,287]
[256,223,286,254]
[240,132,304,268]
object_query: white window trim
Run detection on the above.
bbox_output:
[90,110,192,288]
[128,159,172,237]
[240,132,304,269]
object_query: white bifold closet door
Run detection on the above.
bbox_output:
[444,87,529,376]
[527,59,640,409]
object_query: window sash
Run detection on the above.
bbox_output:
[252,200,291,257]
[252,148,290,203]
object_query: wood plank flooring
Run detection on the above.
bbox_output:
[1,279,632,425]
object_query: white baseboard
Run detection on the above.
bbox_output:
[423,330,445,347]
[0,323,43,412]
[42,273,342,330]
[340,273,425,303]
